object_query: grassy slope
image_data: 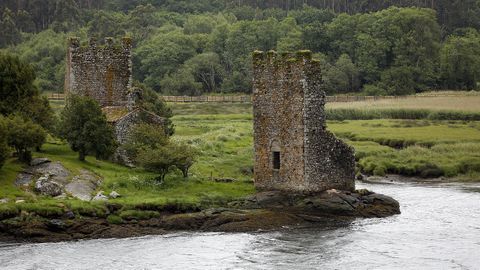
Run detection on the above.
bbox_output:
[1,98,480,219]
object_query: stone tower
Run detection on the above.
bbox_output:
[252,50,355,193]
[65,37,133,107]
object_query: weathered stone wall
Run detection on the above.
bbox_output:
[252,50,355,193]
[65,37,133,107]
[111,109,166,166]
[252,51,306,192]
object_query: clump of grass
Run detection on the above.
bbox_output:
[107,214,123,224]
[119,210,160,220]
[329,120,480,148]
[68,201,108,218]
[17,203,65,218]
[327,95,480,112]
[0,204,19,220]
[326,108,480,121]
[358,143,480,180]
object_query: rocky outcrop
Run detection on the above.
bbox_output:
[35,175,63,197]
[65,170,102,201]
[231,189,400,218]
[15,158,102,201]
[0,189,399,243]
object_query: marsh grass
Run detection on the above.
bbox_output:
[327,95,480,112]
[359,143,480,178]
[1,96,480,220]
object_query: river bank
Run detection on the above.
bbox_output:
[1,180,478,270]
[0,189,399,243]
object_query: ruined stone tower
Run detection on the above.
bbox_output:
[64,37,165,166]
[252,50,355,193]
[65,37,133,107]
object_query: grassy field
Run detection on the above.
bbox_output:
[327,95,480,112]
[1,94,479,220]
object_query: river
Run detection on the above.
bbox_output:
[0,180,479,270]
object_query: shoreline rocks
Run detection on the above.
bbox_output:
[0,189,400,243]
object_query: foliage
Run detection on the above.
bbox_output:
[359,143,480,178]
[134,82,174,135]
[20,96,56,132]
[3,3,480,95]
[122,123,169,160]
[0,53,38,115]
[58,95,116,161]
[0,117,9,168]
[171,143,197,178]
[0,52,55,131]
[10,29,66,92]
[440,29,480,90]
[4,115,46,163]
[129,123,196,181]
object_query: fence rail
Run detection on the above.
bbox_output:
[46,93,65,100]
[161,95,419,103]
[46,93,451,103]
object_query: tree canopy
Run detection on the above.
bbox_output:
[2,1,480,94]
[58,95,116,161]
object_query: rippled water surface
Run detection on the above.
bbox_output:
[1,181,479,270]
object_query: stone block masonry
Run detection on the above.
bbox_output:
[65,37,133,107]
[252,50,355,193]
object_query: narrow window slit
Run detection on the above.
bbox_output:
[273,151,280,170]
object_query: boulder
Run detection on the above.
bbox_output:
[27,161,70,186]
[0,198,9,204]
[46,219,67,231]
[15,173,33,187]
[64,211,75,220]
[109,191,121,199]
[65,170,101,201]
[35,175,63,197]
[30,158,51,166]
[92,191,108,201]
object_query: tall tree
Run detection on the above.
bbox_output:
[58,95,116,161]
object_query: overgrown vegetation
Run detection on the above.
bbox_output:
[3,2,480,95]
[0,53,52,166]
[58,95,116,161]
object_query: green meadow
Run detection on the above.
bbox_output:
[1,98,480,220]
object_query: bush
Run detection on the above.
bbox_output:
[136,146,177,182]
[362,84,387,96]
[5,115,46,163]
[0,117,9,168]
[58,95,116,161]
[122,123,169,160]
[107,214,124,224]
[0,205,19,220]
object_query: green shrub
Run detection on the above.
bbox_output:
[373,166,386,176]
[0,205,19,220]
[18,203,64,218]
[107,214,123,224]
[70,202,108,218]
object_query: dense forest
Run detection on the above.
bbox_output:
[1,0,480,95]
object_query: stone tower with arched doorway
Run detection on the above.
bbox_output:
[252,50,355,193]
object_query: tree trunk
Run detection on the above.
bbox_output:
[182,168,189,178]
[79,150,86,161]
